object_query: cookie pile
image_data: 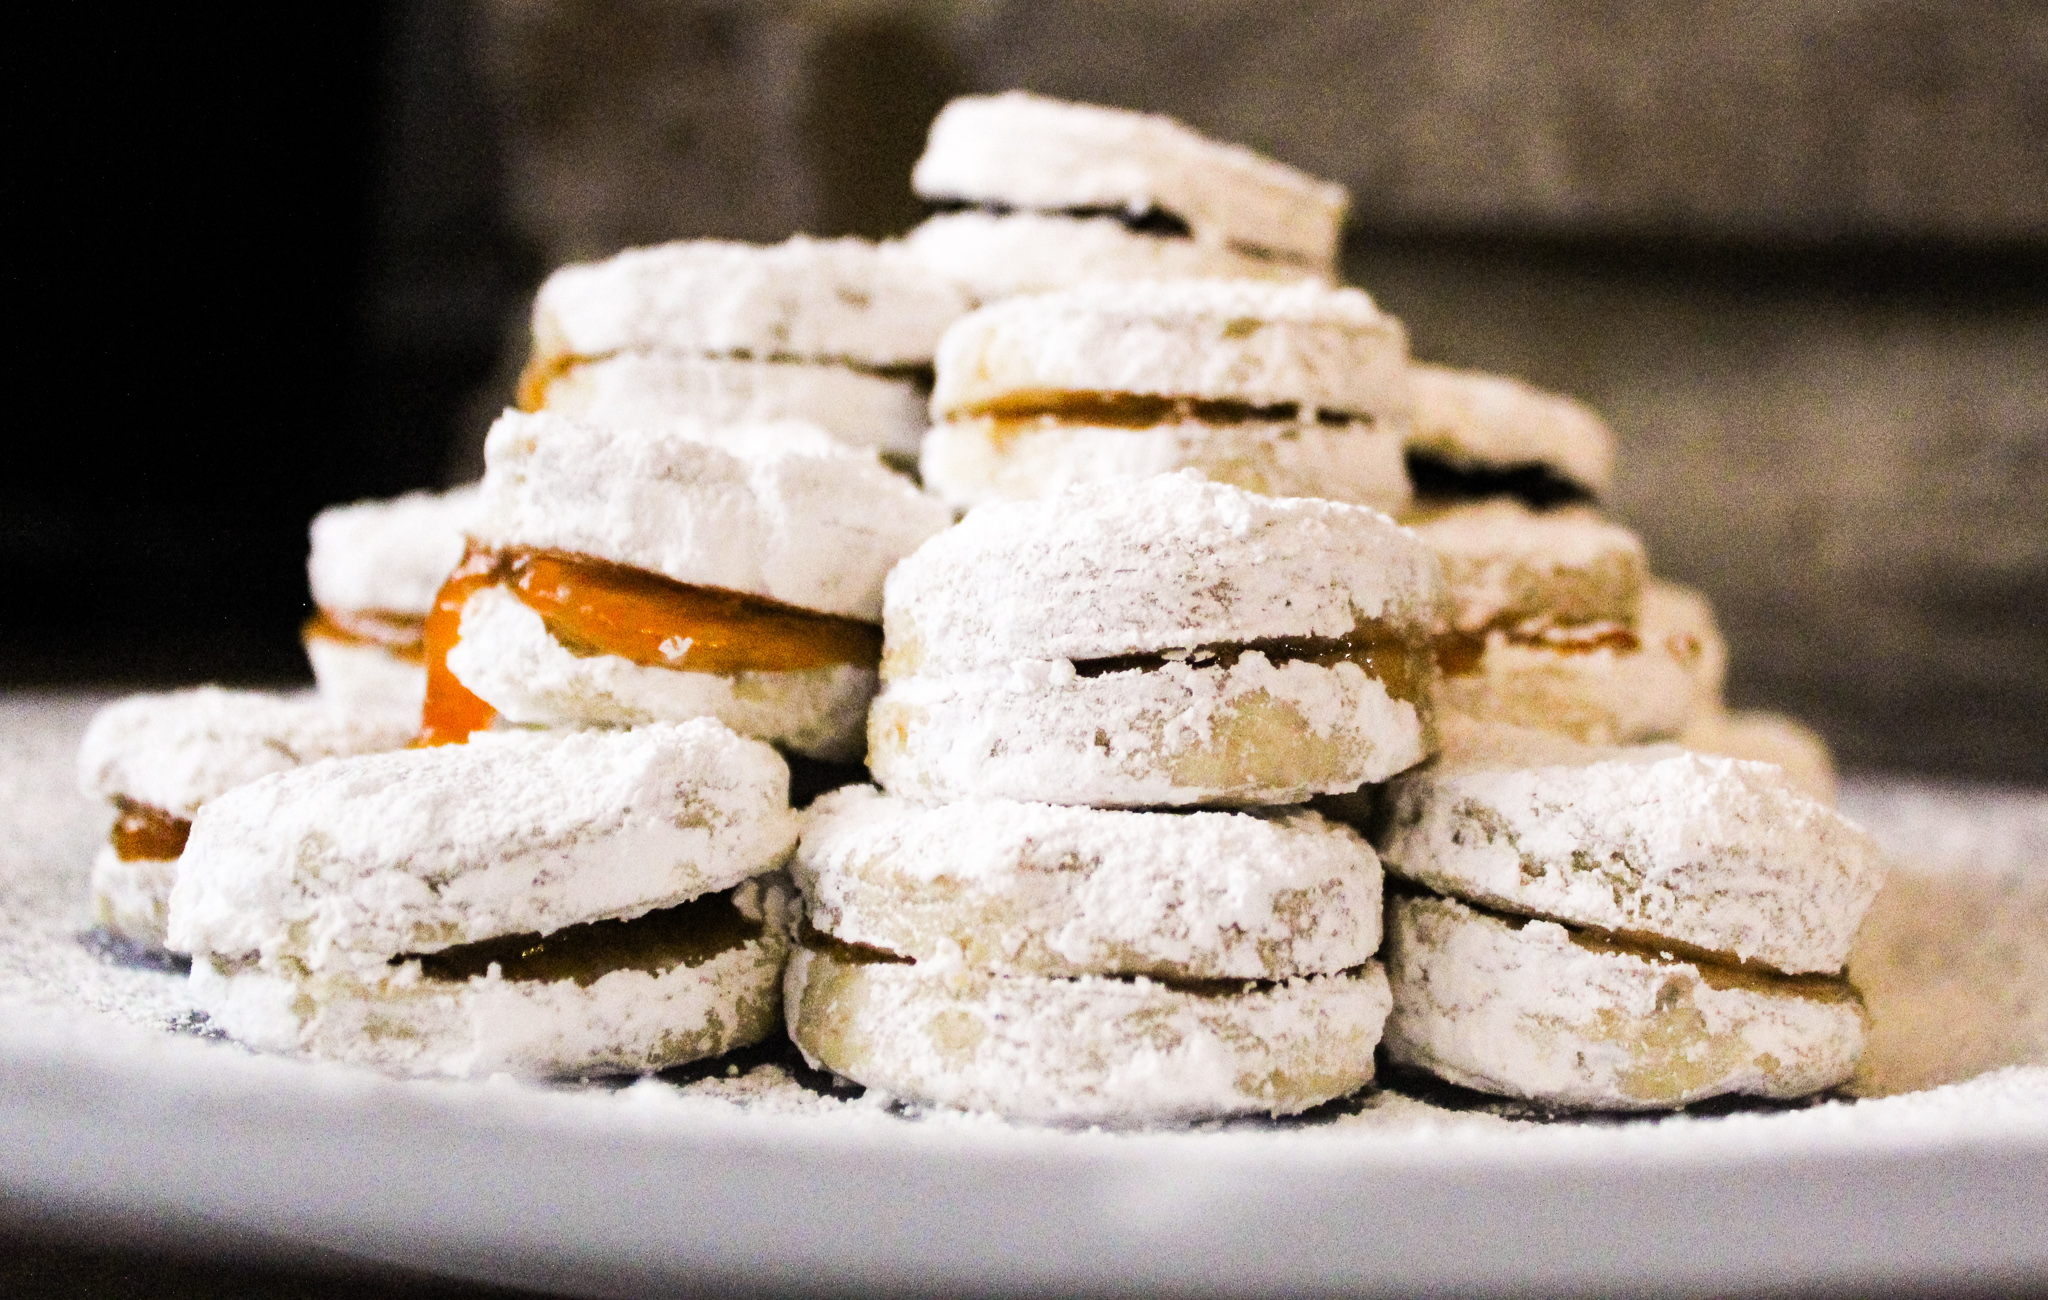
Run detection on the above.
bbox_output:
[784,471,1443,1123]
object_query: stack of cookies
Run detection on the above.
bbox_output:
[786,472,1447,1124]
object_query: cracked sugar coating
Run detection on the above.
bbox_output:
[920,411,1410,514]
[77,688,415,818]
[167,719,800,973]
[1408,363,1615,496]
[1383,891,1865,1109]
[530,235,970,370]
[913,91,1348,267]
[1438,632,1696,744]
[308,486,479,618]
[881,473,1443,676]
[796,787,1380,979]
[1409,501,1645,633]
[190,881,792,1080]
[903,210,1317,305]
[1376,742,1885,973]
[1683,709,1838,806]
[786,945,1389,1125]
[932,278,1408,420]
[471,411,951,622]
[870,649,1429,807]
[448,585,875,762]
[535,352,927,457]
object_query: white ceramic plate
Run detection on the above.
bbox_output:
[4,693,2045,1297]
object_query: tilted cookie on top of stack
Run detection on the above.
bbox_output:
[1369,724,1885,1109]
[789,472,1449,1123]
[920,278,1411,515]
[76,688,415,953]
[904,91,1346,304]
[302,485,477,715]
[516,235,970,466]
[170,720,801,1078]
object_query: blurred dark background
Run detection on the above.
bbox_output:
[13,0,2047,782]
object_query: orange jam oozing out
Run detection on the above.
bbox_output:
[514,352,581,412]
[414,547,884,746]
[302,609,427,660]
[111,797,191,862]
[1435,622,1642,677]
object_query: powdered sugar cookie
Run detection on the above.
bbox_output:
[913,92,1348,273]
[904,209,1313,305]
[424,412,951,757]
[303,486,478,714]
[795,786,1381,980]
[786,943,1388,1124]
[1406,363,1615,506]
[1410,500,1644,636]
[1640,578,1728,719]
[1383,890,1865,1109]
[1683,709,1838,805]
[922,279,1409,510]
[76,689,413,948]
[528,351,929,460]
[869,473,1443,806]
[1375,742,1884,973]
[193,878,792,1080]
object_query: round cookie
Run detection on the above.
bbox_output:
[795,786,1381,980]
[1406,363,1616,504]
[869,473,1444,807]
[438,412,951,757]
[168,719,800,973]
[305,486,478,714]
[903,210,1315,306]
[1375,741,1885,974]
[1383,890,1865,1110]
[786,944,1389,1125]
[77,689,415,948]
[193,879,791,1080]
[527,234,970,374]
[1436,629,1696,745]
[527,351,928,459]
[913,92,1349,271]
[1408,500,1645,635]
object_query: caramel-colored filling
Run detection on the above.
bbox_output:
[964,390,1361,443]
[1070,624,1435,706]
[416,546,882,746]
[301,609,427,659]
[1435,621,1641,677]
[407,890,764,988]
[517,350,935,414]
[110,797,190,862]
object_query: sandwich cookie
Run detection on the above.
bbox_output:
[170,720,801,1078]
[1382,889,1866,1110]
[869,472,1444,807]
[908,91,1348,303]
[787,787,1389,1123]
[921,278,1411,513]
[1374,737,1886,974]
[519,235,969,461]
[304,486,478,714]
[75,689,413,949]
[1414,500,1693,744]
[424,412,952,760]
[1406,364,1616,509]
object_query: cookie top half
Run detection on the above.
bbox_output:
[913,92,1348,266]
[882,472,1443,677]
[530,235,970,371]
[932,278,1408,420]
[1408,363,1616,498]
[167,719,799,972]
[309,486,478,618]
[471,411,951,622]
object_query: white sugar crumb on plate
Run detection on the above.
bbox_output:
[3,693,2044,1145]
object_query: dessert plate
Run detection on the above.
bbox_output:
[4,692,2044,1298]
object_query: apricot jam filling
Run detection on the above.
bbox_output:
[301,609,427,659]
[1435,621,1641,677]
[1070,623,1435,706]
[416,546,883,746]
[111,797,190,863]
[406,889,766,988]
[962,390,1363,442]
